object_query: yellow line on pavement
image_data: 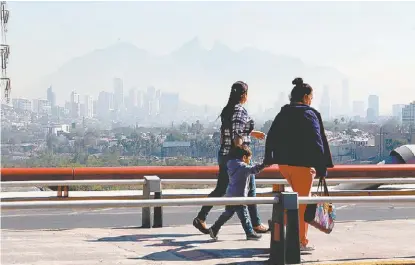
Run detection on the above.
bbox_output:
[307,260,415,265]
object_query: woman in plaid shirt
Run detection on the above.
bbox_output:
[193,81,269,234]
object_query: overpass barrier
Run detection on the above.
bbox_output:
[3,177,415,188]
[2,194,415,265]
[2,164,415,198]
[2,164,415,181]
[2,195,415,210]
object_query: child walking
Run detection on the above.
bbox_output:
[208,145,268,241]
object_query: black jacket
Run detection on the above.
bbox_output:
[264,103,334,176]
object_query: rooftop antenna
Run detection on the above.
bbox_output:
[1,1,10,103]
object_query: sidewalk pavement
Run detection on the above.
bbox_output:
[2,219,415,265]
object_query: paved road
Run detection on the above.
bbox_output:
[2,202,415,230]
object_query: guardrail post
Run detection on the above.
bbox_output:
[63,186,69,197]
[57,186,62,197]
[142,176,161,228]
[268,194,285,265]
[153,187,163,228]
[283,192,301,265]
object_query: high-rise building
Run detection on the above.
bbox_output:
[32,99,51,115]
[392,104,406,122]
[144,86,157,116]
[402,101,415,126]
[127,88,138,110]
[47,86,56,107]
[367,95,379,122]
[12,98,32,111]
[97,91,114,119]
[113,78,124,111]
[137,90,143,109]
[70,91,81,118]
[84,95,94,118]
[319,85,331,121]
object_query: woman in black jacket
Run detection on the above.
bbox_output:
[264,77,333,251]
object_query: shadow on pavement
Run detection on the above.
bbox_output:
[89,233,200,242]
[215,262,267,265]
[134,247,268,262]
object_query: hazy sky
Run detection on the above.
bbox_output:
[6,1,415,114]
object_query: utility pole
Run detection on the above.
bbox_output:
[1,1,10,103]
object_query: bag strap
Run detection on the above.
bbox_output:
[316,176,330,197]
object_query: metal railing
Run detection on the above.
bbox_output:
[3,177,415,187]
[2,164,415,181]
[2,195,415,210]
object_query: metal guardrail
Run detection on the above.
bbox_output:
[2,164,415,181]
[2,178,415,187]
[2,195,415,210]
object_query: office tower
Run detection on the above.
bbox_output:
[47,86,56,107]
[113,78,124,111]
[84,95,94,118]
[70,91,81,118]
[32,99,51,115]
[144,86,157,116]
[367,95,379,122]
[402,101,415,126]
[97,91,114,118]
[12,98,32,111]
[392,104,406,122]
[319,85,331,121]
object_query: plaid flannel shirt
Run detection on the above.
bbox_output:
[219,104,254,156]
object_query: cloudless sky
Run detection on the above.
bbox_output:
[6,1,415,114]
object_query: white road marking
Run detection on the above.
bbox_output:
[336,204,355,210]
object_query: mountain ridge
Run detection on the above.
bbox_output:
[35,37,347,107]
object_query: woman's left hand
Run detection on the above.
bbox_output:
[251,130,266,140]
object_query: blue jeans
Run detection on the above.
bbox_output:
[211,205,254,235]
[196,154,262,227]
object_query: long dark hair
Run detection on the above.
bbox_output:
[219,81,248,127]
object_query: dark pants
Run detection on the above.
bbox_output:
[196,154,261,226]
[211,205,254,235]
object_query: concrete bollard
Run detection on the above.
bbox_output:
[153,190,163,228]
[268,194,285,265]
[142,176,161,228]
[283,192,301,264]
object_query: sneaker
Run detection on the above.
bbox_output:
[193,218,209,234]
[253,224,270,234]
[246,232,262,241]
[209,228,218,240]
[300,245,315,252]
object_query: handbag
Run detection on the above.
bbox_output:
[304,176,336,234]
